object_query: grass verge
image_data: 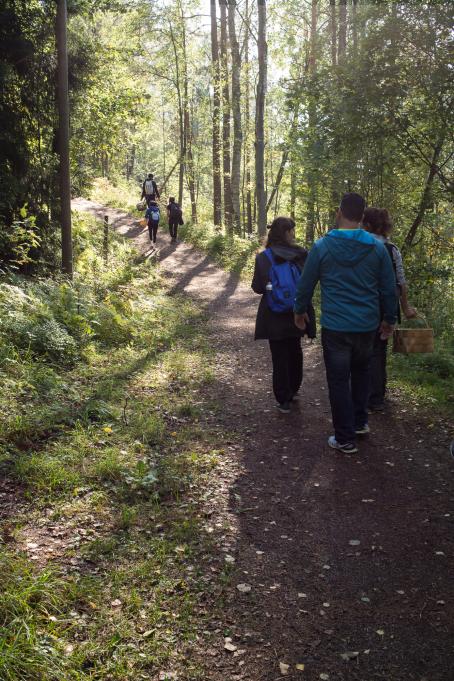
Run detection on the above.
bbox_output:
[0,209,230,680]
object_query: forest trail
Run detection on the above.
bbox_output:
[73,200,454,681]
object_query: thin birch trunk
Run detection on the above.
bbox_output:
[255,0,267,237]
[219,0,233,231]
[210,0,222,225]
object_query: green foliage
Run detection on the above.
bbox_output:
[179,221,259,280]
[0,551,69,681]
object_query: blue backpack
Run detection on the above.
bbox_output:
[264,248,301,313]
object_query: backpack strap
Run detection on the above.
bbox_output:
[264,248,275,265]
[384,241,397,277]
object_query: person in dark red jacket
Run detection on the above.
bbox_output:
[252,216,316,413]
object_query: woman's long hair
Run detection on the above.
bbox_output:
[265,216,295,248]
[362,207,393,237]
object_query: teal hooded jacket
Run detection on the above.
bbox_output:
[294,228,397,332]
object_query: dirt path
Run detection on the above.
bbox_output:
[73,201,454,681]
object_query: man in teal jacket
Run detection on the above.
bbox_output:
[294,193,397,454]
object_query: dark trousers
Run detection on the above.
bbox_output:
[169,221,178,240]
[148,220,158,243]
[369,331,388,408]
[322,328,375,444]
[269,337,303,404]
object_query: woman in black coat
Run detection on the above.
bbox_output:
[252,217,316,413]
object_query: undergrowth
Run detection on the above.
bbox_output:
[0,208,225,680]
[179,221,259,280]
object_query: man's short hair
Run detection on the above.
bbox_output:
[339,192,366,222]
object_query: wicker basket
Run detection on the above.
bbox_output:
[393,315,434,354]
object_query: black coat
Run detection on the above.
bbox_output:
[251,245,317,341]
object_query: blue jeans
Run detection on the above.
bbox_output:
[322,328,375,444]
[368,330,388,408]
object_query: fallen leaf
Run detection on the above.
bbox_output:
[376,629,385,636]
[225,555,235,564]
[349,540,360,546]
[341,651,359,660]
[320,675,330,680]
[103,427,112,434]
[236,583,251,593]
[280,662,290,675]
[110,599,122,607]
[224,641,237,652]
[296,663,305,670]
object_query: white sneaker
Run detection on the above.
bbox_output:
[328,436,358,454]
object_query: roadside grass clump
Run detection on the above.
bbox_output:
[179,221,259,279]
[0,203,230,680]
[90,177,141,215]
[13,452,82,497]
[0,550,70,681]
[389,346,454,414]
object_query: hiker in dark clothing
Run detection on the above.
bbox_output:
[141,174,160,204]
[145,200,160,244]
[363,207,417,411]
[252,216,316,413]
[167,196,183,243]
[294,193,397,454]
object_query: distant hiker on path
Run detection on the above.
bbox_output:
[167,196,183,244]
[141,173,160,205]
[294,193,397,454]
[363,207,417,411]
[252,217,316,413]
[145,199,160,245]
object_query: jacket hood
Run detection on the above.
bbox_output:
[324,229,377,267]
[270,245,307,262]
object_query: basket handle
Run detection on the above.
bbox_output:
[397,310,429,328]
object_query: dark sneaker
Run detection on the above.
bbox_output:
[328,436,358,454]
[355,424,370,436]
[276,401,291,414]
[290,392,301,401]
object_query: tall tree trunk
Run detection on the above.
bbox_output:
[306,0,317,246]
[186,102,197,223]
[228,0,242,233]
[169,20,185,206]
[352,0,358,53]
[219,0,233,231]
[338,0,347,60]
[244,0,252,234]
[56,0,72,277]
[266,147,289,214]
[255,0,267,237]
[403,141,443,249]
[290,160,296,220]
[179,1,197,223]
[210,0,222,226]
[330,0,337,66]
[159,159,179,196]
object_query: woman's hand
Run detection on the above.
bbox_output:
[294,312,309,330]
[403,306,417,319]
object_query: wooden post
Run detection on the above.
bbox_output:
[103,215,109,263]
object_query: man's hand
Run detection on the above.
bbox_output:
[379,320,395,340]
[403,305,417,319]
[294,312,310,331]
